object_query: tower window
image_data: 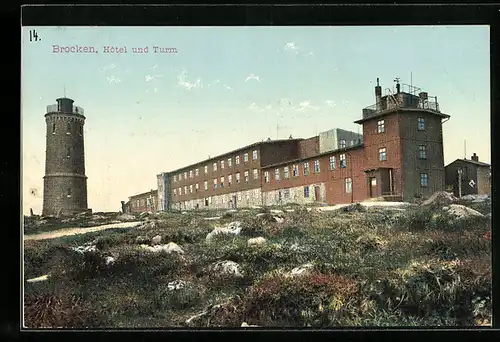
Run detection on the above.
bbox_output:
[66,147,71,158]
[79,126,83,135]
[377,120,385,133]
[52,123,56,134]
[67,188,72,198]
[66,122,71,134]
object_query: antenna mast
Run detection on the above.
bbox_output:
[464,140,467,159]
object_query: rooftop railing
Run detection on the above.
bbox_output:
[361,94,440,119]
[46,104,85,115]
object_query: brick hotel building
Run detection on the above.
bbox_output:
[154,79,450,211]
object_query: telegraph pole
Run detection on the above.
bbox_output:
[457,169,463,198]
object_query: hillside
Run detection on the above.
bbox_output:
[23,194,491,328]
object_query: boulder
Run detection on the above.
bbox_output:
[167,280,187,291]
[206,221,242,242]
[247,237,266,246]
[209,260,243,278]
[443,204,484,219]
[421,191,458,206]
[290,263,314,277]
[151,235,162,245]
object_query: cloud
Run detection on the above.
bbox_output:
[325,100,336,108]
[145,74,163,82]
[99,63,116,72]
[106,75,122,84]
[224,84,233,92]
[207,79,221,87]
[308,52,315,56]
[177,70,203,91]
[297,100,318,111]
[245,74,260,83]
[247,103,263,112]
[285,42,299,54]
[278,98,292,107]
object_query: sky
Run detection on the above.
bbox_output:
[21,25,490,214]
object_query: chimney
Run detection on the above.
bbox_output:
[471,153,479,162]
[375,77,382,111]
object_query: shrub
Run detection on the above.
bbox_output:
[24,281,109,328]
[243,271,359,327]
[154,282,205,311]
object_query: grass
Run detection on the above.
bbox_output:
[23,198,491,328]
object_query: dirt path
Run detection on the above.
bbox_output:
[24,221,143,241]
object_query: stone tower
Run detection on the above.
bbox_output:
[42,97,90,216]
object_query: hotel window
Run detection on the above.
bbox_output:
[136,200,140,207]
[204,181,208,191]
[284,166,289,179]
[418,117,425,131]
[340,154,346,168]
[184,172,187,179]
[275,168,280,181]
[377,120,385,133]
[195,168,199,177]
[420,173,428,187]
[213,178,218,189]
[66,147,71,158]
[184,186,187,194]
[345,178,353,193]
[237,192,242,201]
[220,176,225,188]
[195,183,199,192]
[189,184,193,193]
[379,147,387,161]
[314,160,320,173]
[253,188,259,198]
[173,175,177,182]
[339,139,346,149]
[244,170,249,183]
[284,189,290,199]
[236,172,241,183]
[213,162,217,172]
[292,164,299,177]
[303,162,310,176]
[189,170,193,178]
[253,150,258,160]
[244,153,249,162]
[179,174,182,181]
[221,160,225,169]
[329,156,336,170]
[52,123,56,133]
[228,158,232,167]
[419,145,427,159]
[66,122,71,134]
[179,187,182,195]
[253,169,259,180]
[204,165,208,174]
[228,174,232,187]
[304,186,310,198]
[236,156,240,165]
[174,189,177,196]
[264,171,269,183]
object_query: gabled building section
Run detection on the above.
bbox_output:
[445,153,491,197]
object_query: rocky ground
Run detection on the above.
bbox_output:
[23,193,492,328]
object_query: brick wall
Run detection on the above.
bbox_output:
[126,190,158,213]
[361,113,403,196]
[298,137,319,159]
[399,112,446,200]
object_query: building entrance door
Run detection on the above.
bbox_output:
[369,177,377,197]
[314,186,321,201]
